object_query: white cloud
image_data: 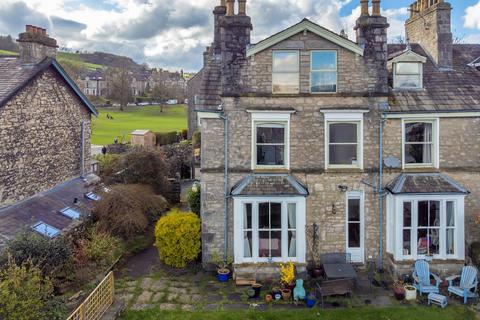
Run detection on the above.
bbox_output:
[464,1,480,30]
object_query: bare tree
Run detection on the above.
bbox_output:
[106,63,133,111]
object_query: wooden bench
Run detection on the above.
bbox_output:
[314,278,354,308]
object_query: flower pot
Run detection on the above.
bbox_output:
[271,287,281,297]
[265,294,273,303]
[252,283,262,298]
[217,268,230,282]
[393,286,406,300]
[274,293,282,301]
[404,285,416,301]
[246,288,256,298]
[312,268,323,279]
[306,295,316,308]
[281,289,292,301]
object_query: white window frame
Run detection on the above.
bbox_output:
[233,196,306,264]
[250,112,291,170]
[272,50,300,94]
[401,118,439,169]
[322,111,366,170]
[345,191,365,263]
[310,50,338,94]
[387,194,465,261]
[393,62,423,90]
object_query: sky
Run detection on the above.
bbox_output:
[0,0,479,72]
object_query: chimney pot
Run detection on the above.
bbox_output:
[26,25,34,33]
[220,0,226,6]
[360,0,369,16]
[226,0,234,16]
[372,0,381,16]
[17,25,57,65]
[238,0,246,15]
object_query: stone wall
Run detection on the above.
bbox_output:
[0,67,92,207]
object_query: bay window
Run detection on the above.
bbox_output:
[403,119,438,168]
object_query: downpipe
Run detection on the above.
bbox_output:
[219,112,229,261]
[80,120,85,178]
[378,112,387,271]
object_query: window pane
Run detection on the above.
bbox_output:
[273,73,299,93]
[271,203,282,229]
[311,71,337,93]
[429,201,440,227]
[403,230,411,255]
[259,202,269,229]
[257,145,285,166]
[348,223,360,248]
[273,52,299,72]
[395,75,421,88]
[259,231,269,257]
[329,144,357,165]
[446,228,455,255]
[418,201,429,227]
[403,202,411,227]
[312,51,336,70]
[288,231,296,257]
[348,198,360,222]
[405,123,432,142]
[330,123,357,143]
[288,203,296,229]
[429,229,440,255]
[244,203,252,229]
[447,201,455,227]
[271,231,282,257]
[417,228,428,254]
[257,126,284,144]
[396,63,420,74]
[405,144,432,164]
[244,231,252,258]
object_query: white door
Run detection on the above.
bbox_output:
[346,192,364,263]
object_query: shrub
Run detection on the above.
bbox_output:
[156,131,179,146]
[469,242,480,268]
[187,183,201,215]
[192,130,201,149]
[161,142,193,180]
[76,229,121,267]
[93,153,122,180]
[0,257,59,320]
[93,184,168,239]
[1,232,71,277]
[181,129,188,140]
[155,209,201,268]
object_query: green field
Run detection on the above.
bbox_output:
[0,49,18,56]
[91,105,188,145]
[57,52,103,70]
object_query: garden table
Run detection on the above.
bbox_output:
[323,263,357,280]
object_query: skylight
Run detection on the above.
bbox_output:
[85,192,101,201]
[32,222,60,238]
[60,207,80,219]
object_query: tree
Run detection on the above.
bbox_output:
[106,62,133,111]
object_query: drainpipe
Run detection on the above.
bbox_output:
[80,120,85,178]
[219,112,229,260]
[378,112,387,271]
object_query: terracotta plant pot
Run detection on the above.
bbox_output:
[265,294,273,303]
[393,286,406,300]
[281,288,292,301]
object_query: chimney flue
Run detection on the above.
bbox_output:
[226,0,234,16]
[360,0,369,16]
[238,0,246,15]
[372,0,381,16]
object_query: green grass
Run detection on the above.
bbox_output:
[91,105,187,145]
[120,306,475,320]
[57,52,103,70]
[0,49,18,56]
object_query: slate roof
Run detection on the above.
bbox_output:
[0,57,98,115]
[385,173,469,195]
[231,174,309,197]
[387,44,480,113]
[0,177,99,250]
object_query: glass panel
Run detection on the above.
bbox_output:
[311,71,337,93]
[396,62,420,74]
[244,203,252,229]
[417,228,428,254]
[330,123,357,143]
[405,144,432,164]
[405,123,432,142]
[270,231,282,257]
[288,231,296,257]
[430,229,440,254]
[259,231,269,257]
[329,144,357,165]
[403,202,412,227]
[32,222,60,238]
[429,201,440,227]
[259,202,269,229]
[312,51,336,70]
[60,207,80,219]
[446,201,455,227]
[446,228,455,255]
[288,203,296,229]
[272,73,299,93]
[257,126,285,144]
[403,229,411,255]
[244,231,252,258]
[348,223,360,248]
[395,75,421,88]
[270,203,282,229]
[273,51,299,72]
[418,201,429,227]
[257,145,285,166]
[348,198,360,222]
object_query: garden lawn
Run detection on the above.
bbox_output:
[120,306,475,320]
[91,105,187,145]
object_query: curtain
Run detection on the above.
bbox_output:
[243,209,251,258]
[423,123,432,163]
[288,203,296,257]
[446,202,455,254]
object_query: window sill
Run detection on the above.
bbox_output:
[402,166,439,173]
[325,167,363,173]
[252,168,290,174]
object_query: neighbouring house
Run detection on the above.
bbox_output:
[82,68,107,97]
[0,25,99,246]
[131,129,156,147]
[189,0,480,279]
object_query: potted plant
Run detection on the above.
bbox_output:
[281,288,292,300]
[211,251,233,282]
[305,293,316,308]
[280,261,296,291]
[265,294,273,303]
[393,281,406,300]
[404,284,417,301]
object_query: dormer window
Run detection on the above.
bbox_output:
[394,62,422,89]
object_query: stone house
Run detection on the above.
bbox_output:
[0,25,98,208]
[189,0,480,278]
[82,68,107,97]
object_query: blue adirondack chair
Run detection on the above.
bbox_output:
[412,260,442,295]
[446,266,478,304]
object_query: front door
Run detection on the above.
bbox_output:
[346,192,364,263]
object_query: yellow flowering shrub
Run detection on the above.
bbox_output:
[155,209,201,268]
[280,261,295,285]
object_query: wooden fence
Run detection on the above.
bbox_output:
[67,271,115,320]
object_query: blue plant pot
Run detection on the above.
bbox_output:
[306,296,317,308]
[217,270,230,282]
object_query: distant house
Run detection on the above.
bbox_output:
[81,68,107,97]
[131,129,156,147]
[0,25,99,245]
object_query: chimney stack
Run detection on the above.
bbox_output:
[17,25,57,65]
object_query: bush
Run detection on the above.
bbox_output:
[76,229,121,267]
[93,153,122,180]
[187,183,200,215]
[161,143,193,180]
[469,242,480,268]
[93,184,168,239]
[156,131,179,146]
[0,257,63,320]
[192,130,201,149]
[155,209,201,268]
[181,129,188,140]
[1,232,71,277]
